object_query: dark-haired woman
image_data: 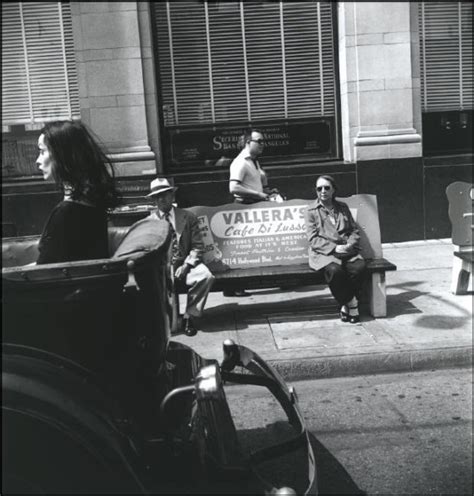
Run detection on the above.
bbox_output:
[36,120,120,264]
[304,175,366,323]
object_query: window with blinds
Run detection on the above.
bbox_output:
[2,1,80,126]
[419,2,473,112]
[418,2,472,155]
[154,1,336,127]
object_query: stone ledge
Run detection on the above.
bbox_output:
[355,133,421,146]
[112,160,156,177]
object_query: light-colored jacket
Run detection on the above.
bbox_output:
[305,199,362,271]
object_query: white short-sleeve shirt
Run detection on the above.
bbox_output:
[229,148,268,202]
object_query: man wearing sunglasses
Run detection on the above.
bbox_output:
[229,129,279,205]
[225,128,280,296]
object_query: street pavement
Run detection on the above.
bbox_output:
[173,239,473,381]
[225,368,473,495]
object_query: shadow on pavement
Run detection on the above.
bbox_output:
[204,293,335,319]
[310,433,366,496]
[415,315,469,330]
[233,421,365,495]
[244,284,328,296]
[386,292,423,318]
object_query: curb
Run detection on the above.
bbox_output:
[267,346,473,382]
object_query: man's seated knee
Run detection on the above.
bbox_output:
[196,264,215,285]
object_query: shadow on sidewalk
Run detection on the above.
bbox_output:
[415,315,470,329]
[200,293,339,332]
[206,294,336,318]
[387,281,472,329]
[199,279,471,333]
[386,291,424,318]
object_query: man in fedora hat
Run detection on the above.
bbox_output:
[147,177,215,336]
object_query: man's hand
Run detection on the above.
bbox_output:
[175,263,191,281]
[335,244,350,254]
[263,187,279,196]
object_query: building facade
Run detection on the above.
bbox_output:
[2,1,472,241]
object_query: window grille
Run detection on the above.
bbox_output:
[419,2,473,112]
[154,1,336,127]
[2,1,80,126]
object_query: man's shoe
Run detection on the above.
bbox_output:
[182,317,198,337]
[223,289,250,297]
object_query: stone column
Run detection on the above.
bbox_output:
[337,2,422,162]
[71,2,156,176]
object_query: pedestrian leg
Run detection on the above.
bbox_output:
[184,263,215,318]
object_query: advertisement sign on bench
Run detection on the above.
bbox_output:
[190,200,305,272]
[188,198,369,273]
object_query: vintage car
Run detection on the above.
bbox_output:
[2,219,317,494]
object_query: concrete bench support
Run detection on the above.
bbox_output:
[451,252,473,295]
[369,272,387,318]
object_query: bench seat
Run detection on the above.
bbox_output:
[175,257,397,319]
[170,197,398,322]
[196,258,397,291]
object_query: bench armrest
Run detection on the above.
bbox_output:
[454,251,474,264]
[366,258,397,272]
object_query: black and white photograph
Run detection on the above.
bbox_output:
[2,1,472,494]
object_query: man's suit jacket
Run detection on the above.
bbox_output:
[150,208,204,268]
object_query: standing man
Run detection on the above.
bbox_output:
[229,128,279,204]
[147,178,215,336]
[226,128,279,296]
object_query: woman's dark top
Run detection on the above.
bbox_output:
[37,200,109,264]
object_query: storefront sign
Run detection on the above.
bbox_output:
[165,119,335,168]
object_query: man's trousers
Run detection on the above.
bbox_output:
[181,263,215,318]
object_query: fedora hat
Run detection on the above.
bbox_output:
[146,177,178,197]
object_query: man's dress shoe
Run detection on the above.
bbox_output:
[182,317,198,336]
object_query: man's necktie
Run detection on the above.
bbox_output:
[164,212,180,264]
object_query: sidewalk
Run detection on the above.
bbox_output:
[172,239,473,381]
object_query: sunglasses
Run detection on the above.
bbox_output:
[317,185,331,192]
[250,139,265,145]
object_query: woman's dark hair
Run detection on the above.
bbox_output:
[316,174,338,199]
[40,120,120,209]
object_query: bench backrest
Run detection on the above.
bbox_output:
[2,226,130,268]
[187,195,383,272]
[446,181,473,249]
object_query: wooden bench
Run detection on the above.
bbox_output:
[446,181,473,294]
[175,195,397,318]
